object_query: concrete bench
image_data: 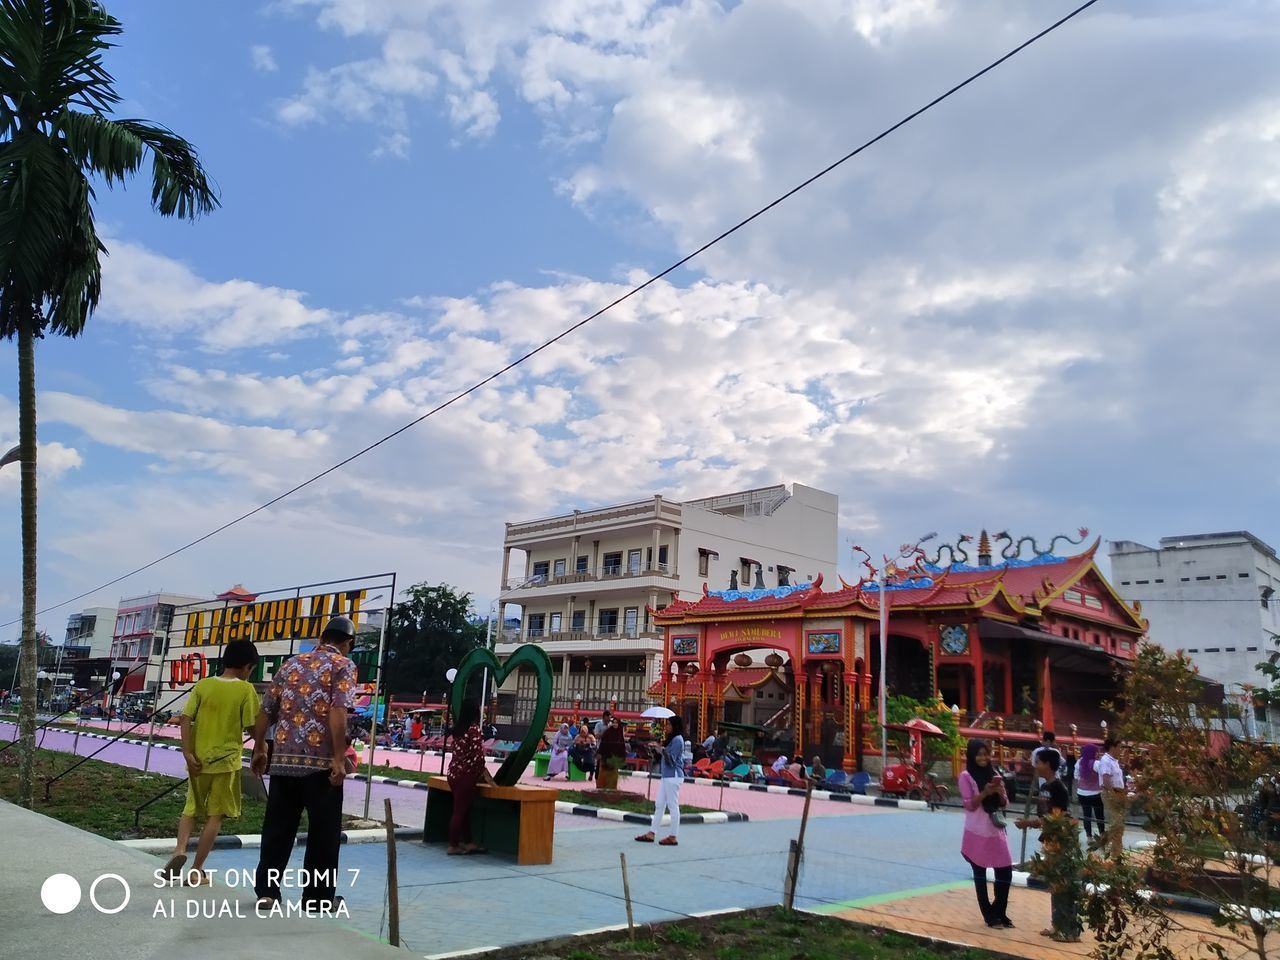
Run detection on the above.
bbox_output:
[423,776,559,865]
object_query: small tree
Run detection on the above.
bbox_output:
[383,583,486,699]
[885,693,962,763]
[1082,643,1278,960]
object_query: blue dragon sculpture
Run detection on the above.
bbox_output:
[925,534,972,568]
[996,527,1090,561]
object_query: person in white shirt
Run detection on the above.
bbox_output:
[1094,737,1126,858]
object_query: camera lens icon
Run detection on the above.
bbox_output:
[41,873,131,915]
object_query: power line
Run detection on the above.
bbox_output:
[1,0,1103,630]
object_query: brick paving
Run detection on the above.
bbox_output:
[820,883,1262,960]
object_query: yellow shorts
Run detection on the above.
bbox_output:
[182,770,241,819]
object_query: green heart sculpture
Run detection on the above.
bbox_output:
[450,644,553,786]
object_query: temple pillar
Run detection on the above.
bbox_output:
[842,671,858,773]
[1040,652,1055,732]
[1002,655,1014,713]
[794,673,807,758]
[973,661,985,716]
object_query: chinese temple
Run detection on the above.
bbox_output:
[648,530,1148,772]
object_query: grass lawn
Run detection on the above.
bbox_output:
[497,907,993,960]
[0,744,355,840]
[358,762,717,814]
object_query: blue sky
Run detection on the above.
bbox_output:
[2,0,1279,635]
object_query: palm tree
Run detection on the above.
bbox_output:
[0,0,218,806]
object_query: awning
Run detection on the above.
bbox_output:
[977,619,1125,676]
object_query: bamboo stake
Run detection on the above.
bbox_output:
[384,798,400,948]
[619,852,636,941]
[784,782,814,909]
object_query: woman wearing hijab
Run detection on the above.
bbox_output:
[446,700,494,855]
[959,738,1014,928]
[571,724,598,780]
[596,717,627,790]
[1075,742,1104,841]
[544,722,573,780]
[634,716,686,846]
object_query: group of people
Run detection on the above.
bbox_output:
[960,732,1129,943]
[163,615,363,911]
[542,709,635,783]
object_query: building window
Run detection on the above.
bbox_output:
[571,610,586,632]
[1181,577,1190,582]
[658,545,669,569]
[1195,576,1210,581]
[549,613,562,633]
[1224,647,1236,653]
[527,614,546,638]
[1155,578,1164,583]
[1238,573,1251,579]
[152,637,163,656]
[532,561,550,581]
[1262,587,1274,610]
[1120,580,1131,586]
[627,550,642,575]
[1247,646,1258,652]
[576,556,589,574]
[1215,575,1227,580]
[1188,648,1199,653]
[553,559,567,578]
[603,552,622,576]
[598,609,619,635]
[1204,647,1220,653]
[624,608,639,637]
[698,553,710,577]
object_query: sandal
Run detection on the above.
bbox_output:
[1051,932,1082,943]
[463,846,488,855]
[659,836,678,846]
[162,853,187,882]
[634,833,655,843]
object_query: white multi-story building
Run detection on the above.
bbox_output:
[494,483,839,711]
[1109,531,1280,735]
[109,591,207,700]
[62,606,117,658]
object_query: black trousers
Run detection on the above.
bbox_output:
[1079,792,1106,837]
[254,771,344,906]
[969,861,1012,924]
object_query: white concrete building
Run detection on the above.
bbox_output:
[109,591,208,700]
[62,606,117,658]
[494,483,839,711]
[1109,531,1280,736]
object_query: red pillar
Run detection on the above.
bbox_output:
[1040,653,1055,732]
[1002,655,1014,713]
[973,660,986,715]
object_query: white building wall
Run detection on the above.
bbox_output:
[1110,532,1280,735]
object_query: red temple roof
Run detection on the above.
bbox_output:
[651,539,1146,632]
[216,584,258,603]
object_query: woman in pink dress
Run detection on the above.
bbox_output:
[960,738,1014,929]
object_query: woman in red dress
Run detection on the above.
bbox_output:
[447,700,494,855]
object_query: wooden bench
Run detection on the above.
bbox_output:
[423,777,559,865]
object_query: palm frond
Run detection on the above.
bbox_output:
[55,106,141,182]
[36,0,123,116]
[115,118,219,218]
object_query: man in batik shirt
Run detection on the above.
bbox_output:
[251,616,358,911]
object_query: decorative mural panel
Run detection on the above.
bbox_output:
[806,631,841,655]
[672,635,698,657]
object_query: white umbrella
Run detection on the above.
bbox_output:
[640,706,676,719]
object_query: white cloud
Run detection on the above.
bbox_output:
[251,44,279,72]
[99,239,334,350]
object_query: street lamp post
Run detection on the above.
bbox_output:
[481,575,544,704]
[877,532,937,772]
[109,671,122,731]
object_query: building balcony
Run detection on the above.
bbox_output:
[502,564,677,601]
[504,498,685,549]
[495,630,664,656]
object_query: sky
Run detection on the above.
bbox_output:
[2,0,1279,636]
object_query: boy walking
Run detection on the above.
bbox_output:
[165,639,261,885]
[1016,747,1083,943]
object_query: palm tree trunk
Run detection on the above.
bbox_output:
[16,305,39,807]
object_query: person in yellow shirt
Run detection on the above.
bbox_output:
[164,639,260,885]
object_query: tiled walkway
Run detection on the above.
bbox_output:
[818,883,1259,960]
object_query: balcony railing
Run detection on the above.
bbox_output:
[505,626,662,645]
[505,563,673,591]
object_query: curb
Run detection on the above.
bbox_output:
[552,800,747,825]
[119,826,424,853]
[990,866,1266,921]
[615,769,929,811]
